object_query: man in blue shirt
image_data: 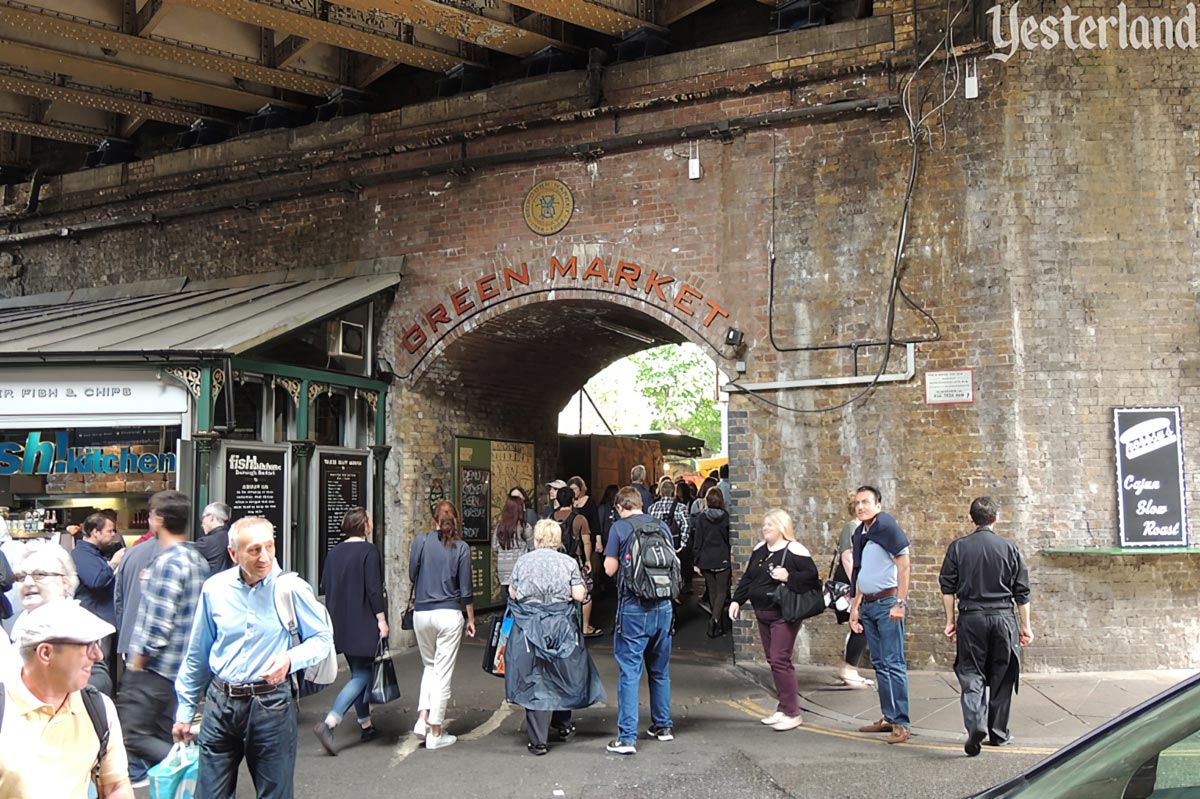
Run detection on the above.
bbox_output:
[602,486,675,755]
[173,517,332,798]
[847,485,912,745]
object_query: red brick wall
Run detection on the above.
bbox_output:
[3,16,1198,671]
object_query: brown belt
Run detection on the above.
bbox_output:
[861,587,898,603]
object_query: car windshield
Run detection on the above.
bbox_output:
[1003,675,1200,799]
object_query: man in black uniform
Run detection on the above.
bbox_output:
[939,496,1033,757]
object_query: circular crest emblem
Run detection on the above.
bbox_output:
[523,179,574,236]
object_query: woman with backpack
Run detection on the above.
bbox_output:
[728,509,821,732]
[691,487,731,638]
[409,500,475,750]
[313,507,387,755]
[493,495,534,596]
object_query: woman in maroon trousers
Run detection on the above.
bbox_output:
[729,509,821,732]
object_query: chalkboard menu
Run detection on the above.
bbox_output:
[317,452,368,582]
[1114,407,1189,547]
[460,466,490,542]
[224,448,288,560]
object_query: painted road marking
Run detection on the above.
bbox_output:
[724,699,1055,756]
[389,734,422,767]
[460,703,516,741]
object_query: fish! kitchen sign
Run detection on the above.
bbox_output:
[1114,407,1188,547]
[398,255,732,359]
[0,432,176,475]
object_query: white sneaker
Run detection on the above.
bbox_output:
[426,732,457,750]
[760,712,784,725]
[411,718,427,738]
[771,715,803,731]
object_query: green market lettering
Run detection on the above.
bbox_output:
[400,256,731,356]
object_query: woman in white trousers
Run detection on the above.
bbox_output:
[409,500,476,749]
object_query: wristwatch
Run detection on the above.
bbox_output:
[896,599,908,609]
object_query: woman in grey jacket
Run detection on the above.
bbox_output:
[409,500,475,750]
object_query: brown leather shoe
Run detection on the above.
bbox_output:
[886,725,910,744]
[858,718,892,733]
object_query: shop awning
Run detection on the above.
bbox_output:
[638,432,707,457]
[0,259,403,357]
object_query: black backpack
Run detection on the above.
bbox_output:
[619,516,682,601]
[662,500,685,549]
[558,510,581,561]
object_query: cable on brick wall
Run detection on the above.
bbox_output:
[731,0,972,415]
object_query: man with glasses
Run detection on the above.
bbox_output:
[195,502,233,575]
[13,544,77,613]
[0,600,134,798]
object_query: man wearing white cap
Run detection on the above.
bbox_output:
[0,600,133,798]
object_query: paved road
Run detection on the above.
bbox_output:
[138,638,1049,799]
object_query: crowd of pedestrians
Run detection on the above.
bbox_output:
[0,463,1035,798]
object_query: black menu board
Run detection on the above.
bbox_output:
[318,452,368,582]
[224,448,288,561]
[1114,407,1188,547]
[460,466,490,542]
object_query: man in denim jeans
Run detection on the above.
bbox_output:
[173,517,332,798]
[602,486,675,755]
[847,485,912,745]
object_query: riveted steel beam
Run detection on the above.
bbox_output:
[327,0,568,57]
[0,1,342,96]
[0,39,298,112]
[504,0,663,36]
[0,67,213,126]
[170,0,466,71]
[0,110,107,145]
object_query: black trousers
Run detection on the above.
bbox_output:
[117,668,177,767]
[700,569,730,627]
[525,709,572,747]
[954,611,1019,744]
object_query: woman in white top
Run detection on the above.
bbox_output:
[492,496,534,593]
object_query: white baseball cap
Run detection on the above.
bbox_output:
[11,599,115,649]
[546,479,567,489]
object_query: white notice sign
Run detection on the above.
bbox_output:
[925,369,974,405]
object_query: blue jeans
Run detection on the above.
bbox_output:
[198,682,296,799]
[329,655,373,725]
[613,600,673,742]
[860,595,910,728]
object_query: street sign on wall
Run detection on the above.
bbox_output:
[1114,407,1188,547]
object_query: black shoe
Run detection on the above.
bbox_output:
[965,731,985,757]
[554,723,576,742]
[647,725,674,742]
[360,725,380,743]
[986,735,1015,747]
[606,739,636,755]
[312,722,337,756]
[528,743,549,756]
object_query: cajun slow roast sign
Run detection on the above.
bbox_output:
[1114,407,1189,547]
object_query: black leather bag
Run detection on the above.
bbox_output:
[368,640,401,705]
[828,552,852,624]
[773,582,826,623]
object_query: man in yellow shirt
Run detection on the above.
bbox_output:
[0,600,132,799]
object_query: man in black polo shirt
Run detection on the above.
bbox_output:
[939,496,1033,757]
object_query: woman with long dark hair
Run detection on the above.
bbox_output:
[509,485,539,529]
[409,500,475,750]
[493,495,534,594]
[314,507,387,754]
